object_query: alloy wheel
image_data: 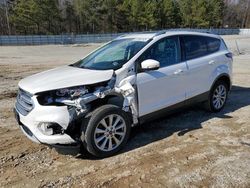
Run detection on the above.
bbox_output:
[94,114,126,152]
[212,84,227,110]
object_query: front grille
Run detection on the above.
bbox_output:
[15,88,34,116]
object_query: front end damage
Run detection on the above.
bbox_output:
[57,72,139,139]
[15,72,138,146]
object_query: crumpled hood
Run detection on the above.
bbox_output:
[19,65,114,94]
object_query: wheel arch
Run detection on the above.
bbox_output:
[89,94,134,122]
[210,73,232,91]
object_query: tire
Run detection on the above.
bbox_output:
[80,104,131,158]
[204,80,229,112]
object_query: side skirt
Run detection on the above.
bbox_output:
[138,91,209,124]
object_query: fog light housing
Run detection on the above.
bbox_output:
[38,122,63,135]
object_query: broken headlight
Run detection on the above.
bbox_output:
[55,86,88,98]
[37,86,89,105]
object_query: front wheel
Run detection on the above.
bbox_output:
[205,80,229,112]
[81,105,131,158]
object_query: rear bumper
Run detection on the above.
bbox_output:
[14,96,77,145]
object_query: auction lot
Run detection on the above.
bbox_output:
[0,35,250,187]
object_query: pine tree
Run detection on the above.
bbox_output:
[157,0,182,29]
[207,0,224,28]
[140,0,157,30]
[191,0,209,28]
[179,0,193,27]
[64,1,77,33]
[7,0,248,35]
[10,0,61,34]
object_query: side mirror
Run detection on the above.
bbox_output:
[141,59,160,71]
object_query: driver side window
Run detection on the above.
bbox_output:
[138,36,181,69]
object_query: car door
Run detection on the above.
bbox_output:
[181,35,220,99]
[136,36,188,117]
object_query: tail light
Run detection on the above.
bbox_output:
[225,52,233,60]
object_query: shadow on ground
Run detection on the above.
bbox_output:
[122,85,250,153]
[75,85,250,159]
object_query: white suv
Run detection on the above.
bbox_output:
[14,31,232,157]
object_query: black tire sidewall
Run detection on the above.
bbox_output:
[82,105,131,158]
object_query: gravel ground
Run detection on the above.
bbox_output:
[0,35,250,188]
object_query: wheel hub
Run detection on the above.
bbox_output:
[212,84,227,109]
[94,114,126,152]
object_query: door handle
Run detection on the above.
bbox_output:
[208,60,215,65]
[174,69,184,75]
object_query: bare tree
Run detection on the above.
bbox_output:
[241,0,250,28]
[4,0,11,35]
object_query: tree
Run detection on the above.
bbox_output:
[101,0,118,32]
[124,0,141,31]
[157,0,182,29]
[207,0,224,28]
[0,5,7,34]
[62,1,77,33]
[73,0,104,33]
[179,0,193,27]
[39,0,61,34]
[240,0,250,28]
[10,0,40,34]
[143,1,158,30]
[115,1,130,32]
[191,0,209,28]
[120,0,157,31]
[223,0,249,28]
[179,0,224,28]
[10,0,61,34]
[4,0,250,35]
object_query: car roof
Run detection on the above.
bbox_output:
[115,33,156,40]
[162,30,221,39]
[116,30,221,41]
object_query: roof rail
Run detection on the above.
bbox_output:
[154,30,168,37]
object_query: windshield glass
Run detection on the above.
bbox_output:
[72,38,150,70]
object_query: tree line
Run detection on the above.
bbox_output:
[0,0,249,35]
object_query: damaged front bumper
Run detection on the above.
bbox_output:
[14,72,139,146]
[14,95,77,145]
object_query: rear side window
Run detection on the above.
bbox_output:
[182,35,221,60]
[182,36,207,60]
[207,37,221,53]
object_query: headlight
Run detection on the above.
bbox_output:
[37,86,89,106]
[55,86,88,98]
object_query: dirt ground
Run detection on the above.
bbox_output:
[0,35,250,188]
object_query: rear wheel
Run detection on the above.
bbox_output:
[205,80,229,112]
[81,105,131,158]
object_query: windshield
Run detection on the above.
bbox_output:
[72,38,150,70]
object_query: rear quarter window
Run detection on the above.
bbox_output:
[206,37,221,53]
[182,35,221,60]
